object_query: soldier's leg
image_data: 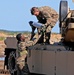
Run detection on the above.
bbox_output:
[37,34,44,43]
[45,32,51,44]
[30,32,35,40]
[37,28,44,43]
[45,25,52,44]
[29,22,36,40]
[17,64,23,75]
[17,57,25,69]
[22,57,30,75]
[17,52,27,75]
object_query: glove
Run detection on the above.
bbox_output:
[29,21,33,26]
[41,25,46,33]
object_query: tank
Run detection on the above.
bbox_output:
[4,0,74,75]
[26,5,74,73]
[4,36,74,75]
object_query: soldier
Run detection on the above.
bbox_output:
[16,33,30,75]
[29,6,59,44]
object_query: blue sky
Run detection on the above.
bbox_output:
[0,0,74,33]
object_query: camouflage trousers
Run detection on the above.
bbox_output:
[45,25,53,41]
[37,25,52,43]
[17,50,30,75]
[17,50,28,70]
[46,25,53,33]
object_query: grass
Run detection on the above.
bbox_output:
[0,37,5,41]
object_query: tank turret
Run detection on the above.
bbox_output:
[59,0,74,42]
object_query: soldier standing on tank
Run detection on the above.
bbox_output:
[29,6,59,44]
[16,33,30,75]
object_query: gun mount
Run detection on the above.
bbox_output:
[59,0,74,42]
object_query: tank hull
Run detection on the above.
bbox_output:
[27,44,74,75]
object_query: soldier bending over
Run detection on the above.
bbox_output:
[29,6,59,44]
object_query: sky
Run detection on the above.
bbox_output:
[0,0,74,33]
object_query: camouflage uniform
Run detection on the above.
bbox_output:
[38,6,59,32]
[37,6,59,43]
[17,41,30,75]
[17,39,35,75]
[17,41,27,68]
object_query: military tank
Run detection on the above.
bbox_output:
[4,0,74,75]
[26,3,74,73]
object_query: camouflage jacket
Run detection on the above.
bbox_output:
[18,41,33,53]
[17,41,27,56]
[37,6,59,26]
[18,41,26,51]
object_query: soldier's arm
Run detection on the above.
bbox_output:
[42,11,51,26]
[25,41,34,47]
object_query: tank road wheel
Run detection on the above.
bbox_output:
[59,0,68,24]
[8,51,17,75]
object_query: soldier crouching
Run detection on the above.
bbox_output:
[16,33,30,75]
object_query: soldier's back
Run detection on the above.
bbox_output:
[39,6,58,15]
